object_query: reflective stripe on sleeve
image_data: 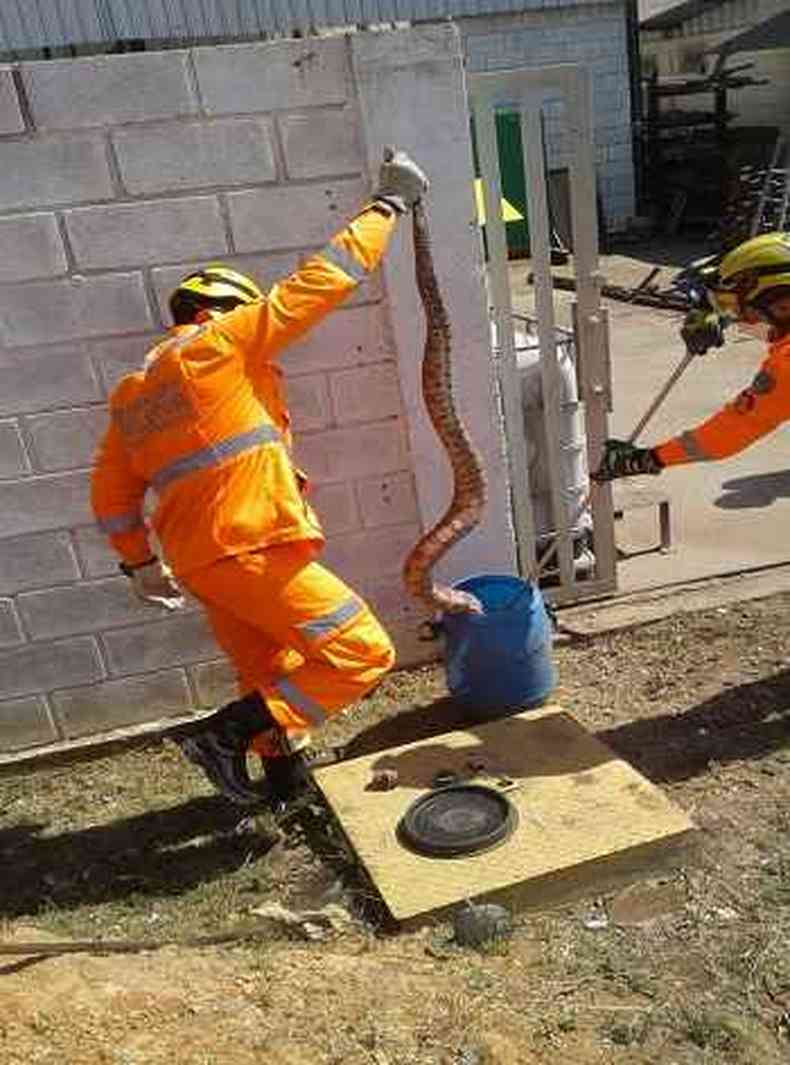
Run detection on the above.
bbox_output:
[97,510,145,535]
[298,597,363,642]
[151,424,280,491]
[274,677,327,727]
[319,241,369,284]
[678,430,713,461]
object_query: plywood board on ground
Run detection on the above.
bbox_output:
[312,706,695,926]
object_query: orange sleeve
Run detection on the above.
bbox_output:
[219,202,398,373]
[91,419,153,566]
[655,347,790,467]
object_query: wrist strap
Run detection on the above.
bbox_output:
[119,556,157,577]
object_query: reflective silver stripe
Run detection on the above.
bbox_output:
[151,424,280,491]
[274,678,327,727]
[298,597,363,642]
[678,430,713,462]
[319,240,369,284]
[97,510,145,535]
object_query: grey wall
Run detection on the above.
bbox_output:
[0,26,515,761]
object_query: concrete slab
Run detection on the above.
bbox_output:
[312,706,695,927]
[509,246,790,597]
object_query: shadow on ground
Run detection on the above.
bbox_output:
[347,671,790,790]
[0,794,278,920]
[715,469,790,510]
[4,673,787,920]
[598,669,790,783]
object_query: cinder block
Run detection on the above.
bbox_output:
[0,420,29,477]
[355,472,420,529]
[294,421,408,483]
[281,306,390,376]
[358,573,430,631]
[227,179,367,253]
[52,669,193,738]
[0,344,102,416]
[321,522,420,580]
[25,407,107,473]
[280,109,362,179]
[193,38,348,115]
[22,51,198,130]
[287,373,332,432]
[0,273,153,347]
[113,118,277,196]
[102,611,220,676]
[0,134,113,211]
[72,525,121,578]
[0,599,23,648]
[90,335,157,394]
[189,659,236,708]
[65,197,228,270]
[0,636,103,700]
[0,214,67,281]
[309,481,360,536]
[0,530,80,593]
[329,362,402,424]
[0,471,91,538]
[0,696,57,752]
[387,621,440,669]
[0,67,24,134]
[17,577,156,641]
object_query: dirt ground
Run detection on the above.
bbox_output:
[2,592,790,1065]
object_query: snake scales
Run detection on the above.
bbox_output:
[402,201,488,615]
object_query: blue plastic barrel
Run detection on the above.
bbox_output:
[441,574,556,717]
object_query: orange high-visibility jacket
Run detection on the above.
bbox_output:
[92,203,397,576]
[655,332,790,467]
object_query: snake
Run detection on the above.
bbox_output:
[402,201,488,615]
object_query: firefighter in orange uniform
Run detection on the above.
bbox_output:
[594,232,790,482]
[92,149,428,808]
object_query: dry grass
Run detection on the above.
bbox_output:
[2,593,790,1064]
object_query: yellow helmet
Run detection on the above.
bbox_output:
[710,232,790,321]
[169,264,265,323]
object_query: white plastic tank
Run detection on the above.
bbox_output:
[492,314,593,572]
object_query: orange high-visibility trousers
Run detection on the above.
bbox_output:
[182,543,395,749]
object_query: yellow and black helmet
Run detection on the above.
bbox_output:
[169,264,265,324]
[709,231,790,321]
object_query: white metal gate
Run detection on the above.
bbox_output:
[469,64,617,605]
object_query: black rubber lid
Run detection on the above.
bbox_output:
[397,784,518,858]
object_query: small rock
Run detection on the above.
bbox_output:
[452,901,512,948]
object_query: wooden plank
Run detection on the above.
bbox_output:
[520,101,575,589]
[470,82,538,574]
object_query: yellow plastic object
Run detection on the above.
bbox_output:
[474,178,523,225]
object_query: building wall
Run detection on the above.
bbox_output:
[641,0,790,143]
[459,4,637,231]
[0,26,515,759]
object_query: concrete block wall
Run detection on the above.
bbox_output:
[0,26,515,760]
[459,3,636,231]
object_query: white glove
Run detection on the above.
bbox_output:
[374,147,429,214]
[129,559,185,611]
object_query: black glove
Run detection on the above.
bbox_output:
[680,309,726,355]
[592,440,663,483]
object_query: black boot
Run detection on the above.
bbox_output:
[260,752,309,814]
[172,691,276,806]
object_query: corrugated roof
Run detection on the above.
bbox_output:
[0,0,612,56]
[640,0,728,31]
[715,9,790,54]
